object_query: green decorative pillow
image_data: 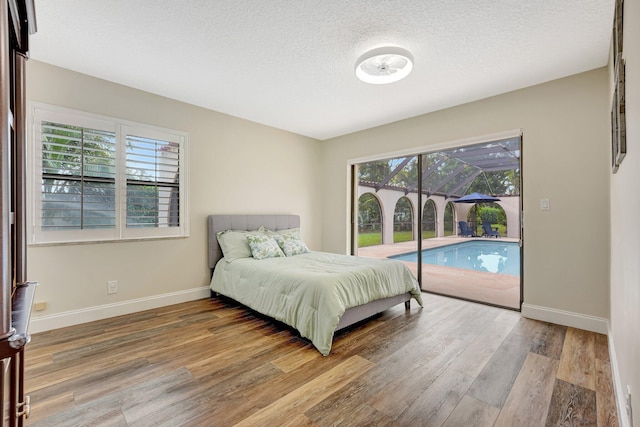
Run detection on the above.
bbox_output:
[273,233,310,257]
[246,233,285,260]
[216,230,254,262]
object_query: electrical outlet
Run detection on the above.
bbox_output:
[34,301,47,311]
[107,280,118,295]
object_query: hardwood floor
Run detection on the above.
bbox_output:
[24,294,619,426]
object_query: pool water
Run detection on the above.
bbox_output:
[389,241,520,276]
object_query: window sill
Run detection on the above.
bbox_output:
[27,234,190,247]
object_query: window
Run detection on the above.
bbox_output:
[30,104,188,244]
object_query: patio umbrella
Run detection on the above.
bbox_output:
[452,192,501,204]
[453,193,501,234]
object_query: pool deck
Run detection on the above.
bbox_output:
[358,236,521,310]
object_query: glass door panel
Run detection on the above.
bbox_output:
[355,156,419,282]
[419,137,521,309]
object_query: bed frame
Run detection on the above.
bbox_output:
[207,214,412,331]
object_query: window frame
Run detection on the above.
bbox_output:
[29,103,189,244]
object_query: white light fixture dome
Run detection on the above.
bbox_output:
[355,46,414,84]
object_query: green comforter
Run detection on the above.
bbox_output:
[210,251,422,356]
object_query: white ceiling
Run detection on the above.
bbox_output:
[30,0,613,140]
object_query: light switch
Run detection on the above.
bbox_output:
[540,198,550,211]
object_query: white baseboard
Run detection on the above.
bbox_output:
[28,286,211,334]
[608,323,631,427]
[520,303,608,334]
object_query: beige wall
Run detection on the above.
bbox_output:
[321,68,611,320]
[610,0,639,424]
[26,61,323,325]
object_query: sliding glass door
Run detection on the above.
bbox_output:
[353,136,522,310]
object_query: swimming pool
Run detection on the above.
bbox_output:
[389,241,520,276]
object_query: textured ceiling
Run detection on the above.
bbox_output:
[30,0,613,140]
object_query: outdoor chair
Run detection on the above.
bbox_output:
[482,221,501,238]
[458,221,476,237]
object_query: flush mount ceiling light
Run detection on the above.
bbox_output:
[355,46,414,84]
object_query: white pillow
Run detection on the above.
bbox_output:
[216,230,254,262]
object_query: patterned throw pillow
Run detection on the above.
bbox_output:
[246,234,285,260]
[273,233,310,257]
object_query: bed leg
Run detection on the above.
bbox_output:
[404,300,410,310]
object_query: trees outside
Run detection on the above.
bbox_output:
[41,122,117,230]
[394,197,413,243]
[468,203,508,234]
[444,202,455,236]
[358,156,519,197]
[357,193,382,247]
[358,157,418,189]
[467,170,520,196]
[422,199,436,239]
[358,193,382,233]
[358,161,390,183]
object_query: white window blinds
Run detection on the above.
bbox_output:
[125,134,180,228]
[41,122,117,230]
[30,104,188,244]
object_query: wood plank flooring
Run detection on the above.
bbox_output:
[24,294,619,426]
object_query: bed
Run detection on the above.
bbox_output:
[208,214,423,355]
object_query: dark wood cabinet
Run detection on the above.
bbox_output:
[1,1,36,425]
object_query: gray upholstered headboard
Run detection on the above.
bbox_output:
[208,214,301,269]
